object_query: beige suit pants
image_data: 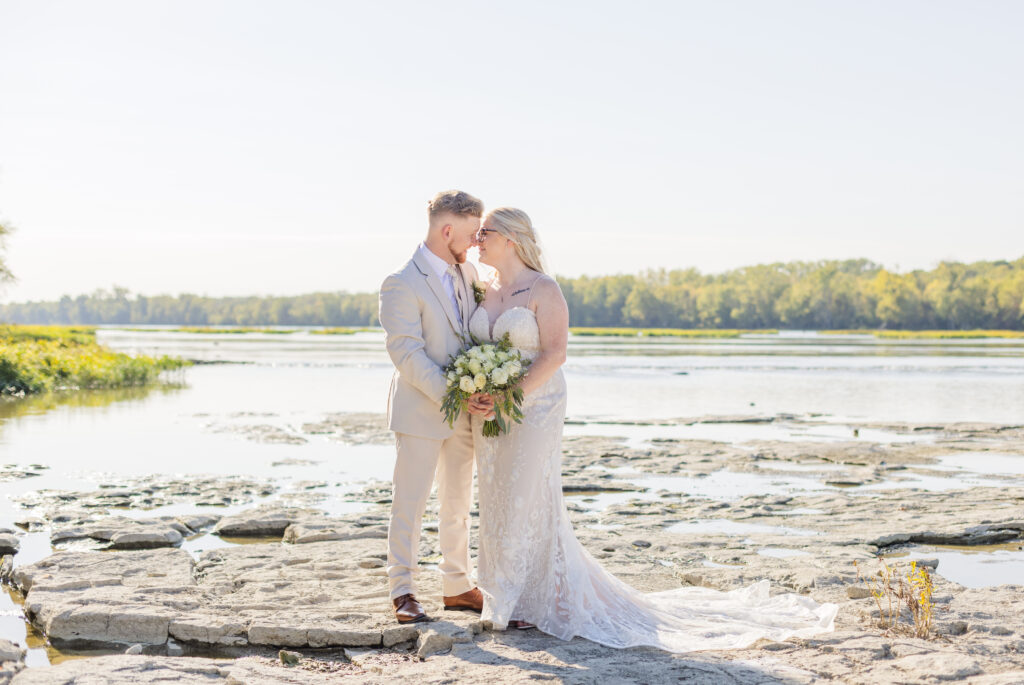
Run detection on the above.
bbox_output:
[387,413,475,599]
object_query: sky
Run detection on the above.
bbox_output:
[1,0,1022,302]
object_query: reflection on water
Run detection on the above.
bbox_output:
[886,543,1024,589]
[0,384,184,422]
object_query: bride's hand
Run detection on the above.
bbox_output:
[467,393,495,419]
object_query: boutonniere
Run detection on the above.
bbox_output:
[472,281,487,304]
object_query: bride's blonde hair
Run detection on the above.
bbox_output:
[486,207,546,274]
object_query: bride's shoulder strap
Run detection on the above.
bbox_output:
[525,272,550,310]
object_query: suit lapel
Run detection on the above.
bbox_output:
[412,250,463,337]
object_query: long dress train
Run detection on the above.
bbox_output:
[469,305,837,652]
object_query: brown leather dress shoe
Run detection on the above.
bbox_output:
[443,586,483,613]
[393,593,428,624]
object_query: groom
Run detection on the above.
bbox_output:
[378,190,491,624]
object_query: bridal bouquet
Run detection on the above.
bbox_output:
[441,333,530,437]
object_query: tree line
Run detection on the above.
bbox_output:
[3,257,1023,330]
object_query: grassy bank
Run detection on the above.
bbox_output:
[821,330,1024,339]
[567,327,1024,339]
[569,328,777,338]
[0,325,187,396]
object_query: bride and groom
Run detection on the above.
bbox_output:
[378,190,837,652]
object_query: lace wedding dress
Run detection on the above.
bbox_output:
[469,305,837,652]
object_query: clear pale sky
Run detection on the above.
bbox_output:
[1,0,1021,301]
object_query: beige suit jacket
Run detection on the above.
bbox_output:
[379,249,478,440]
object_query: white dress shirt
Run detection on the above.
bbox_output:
[418,243,462,323]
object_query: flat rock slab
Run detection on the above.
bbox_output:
[52,516,191,550]
[213,506,328,537]
[9,539,479,650]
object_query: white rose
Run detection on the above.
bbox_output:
[459,376,476,393]
[474,373,487,390]
[496,351,509,363]
[507,360,522,376]
[468,359,483,375]
[483,344,496,356]
[483,361,495,373]
[490,368,509,386]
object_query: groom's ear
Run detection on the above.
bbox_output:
[442,224,453,239]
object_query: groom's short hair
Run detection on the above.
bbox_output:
[428,190,483,221]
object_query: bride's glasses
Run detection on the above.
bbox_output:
[476,228,496,242]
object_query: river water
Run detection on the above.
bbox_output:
[0,328,1022,665]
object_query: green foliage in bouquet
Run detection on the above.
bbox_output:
[441,332,531,438]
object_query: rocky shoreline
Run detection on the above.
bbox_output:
[0,415,1022,683]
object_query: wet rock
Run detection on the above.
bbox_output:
[283,520,387,545]
[213,506,326,537]
[299,412,392,445]
[271,457,323,467]
[124,643,143,655]
[0,465,46,482]
[870,527,1023,548]
[51,516,186,550]
[0,531,19,556]
[165,638,184,656]
[0,639,25,664]
[210,422,308,445]
[176,514,222,534]
[560,476,643,493]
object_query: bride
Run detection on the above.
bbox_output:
[468,207,837,652]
